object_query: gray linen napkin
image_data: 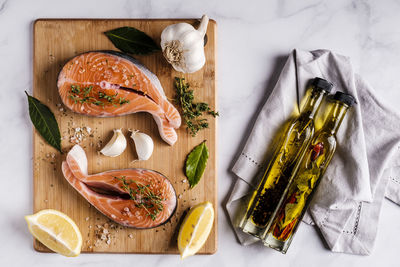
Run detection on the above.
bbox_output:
[226,49,400,255]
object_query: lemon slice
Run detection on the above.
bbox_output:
[178,202,214,259]
[25,209,82,257]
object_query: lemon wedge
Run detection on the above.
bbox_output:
[178,202,214,259]
[25,209,82,257]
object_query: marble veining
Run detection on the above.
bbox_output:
[1,0,400,266]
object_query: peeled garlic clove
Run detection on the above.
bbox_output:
[100,129,127,157]
[130,130,154,161]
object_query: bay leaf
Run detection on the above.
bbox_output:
[185,141,209,188]
[25,91,61,152]
[104,27,160,55]
[282,192,306,228]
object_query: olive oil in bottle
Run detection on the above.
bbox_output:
[238,78,333,239]
[264,91,356,253]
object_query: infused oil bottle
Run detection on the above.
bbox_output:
[264,91,356,253]
[238,78,333,239]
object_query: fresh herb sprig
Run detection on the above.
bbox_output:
[114,176,163,221]
[68,85,130,108]
[174,77,218,136]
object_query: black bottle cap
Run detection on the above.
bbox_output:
[332,91,357,107]
[312,77,333,93]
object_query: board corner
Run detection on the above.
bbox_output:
[208,19,217,28]
[33,18,48,29]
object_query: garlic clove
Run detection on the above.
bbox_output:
[130,130,154,161]
[100,129,127,157]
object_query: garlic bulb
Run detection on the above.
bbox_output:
[130,130,154,161]
[100,129,127,157]
[161,15,209,73]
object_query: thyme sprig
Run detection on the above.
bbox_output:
[174,77,218,136]
[68,85,130,108]
[114,176,163,221]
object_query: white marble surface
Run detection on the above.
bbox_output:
[1,0,400,266]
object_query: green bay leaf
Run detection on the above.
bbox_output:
[185,141,209,188]
[282,192,306,228]
[104,27,160,55]
[25,91,61,152]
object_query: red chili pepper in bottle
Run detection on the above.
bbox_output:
[272,192,298,240]
[310,142,324,162]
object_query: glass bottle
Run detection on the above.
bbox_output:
[238,78,333,239]
[263,91,356,253]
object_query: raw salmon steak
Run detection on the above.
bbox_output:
[62,145,177,228]
[57,51,181,145]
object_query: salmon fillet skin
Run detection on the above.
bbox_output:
[62,145,177,228]
[57,51,181,145]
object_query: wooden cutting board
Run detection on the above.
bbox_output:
[32,19,217,254]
